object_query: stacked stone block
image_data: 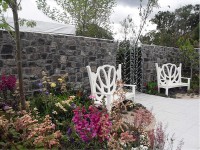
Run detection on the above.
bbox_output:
[0,30,117,94]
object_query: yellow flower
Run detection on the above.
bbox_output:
[55,102,67,112]
[58,78,63,83]
[50,82,56,88]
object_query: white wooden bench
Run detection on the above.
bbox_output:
[86,64,136,112]
[155,63,190,96]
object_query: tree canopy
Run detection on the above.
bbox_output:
[36,0,115,39]
[140,4,199,47]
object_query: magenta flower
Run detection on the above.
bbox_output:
[0,74,16,91]
[72,105,111,142]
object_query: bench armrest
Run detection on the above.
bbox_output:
[124,84,136,93]
[181,77,191,83]
[181,77,191,80]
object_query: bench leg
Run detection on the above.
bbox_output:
[132,95,135,102]
[187,85,190,90]
[158,87,160,93]
[106,95,112,113]
[165,88,169,96]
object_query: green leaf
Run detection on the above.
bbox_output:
[2,1,8,11]
[0,142,6,146]
[0,23,8,28]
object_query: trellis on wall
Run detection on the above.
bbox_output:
[130,46,142,91]
[117,43,200,93]
[116,41,142,91]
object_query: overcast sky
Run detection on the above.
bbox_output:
[111,0,199,40]
[3,0,199,40]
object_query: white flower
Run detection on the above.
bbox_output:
[52,110,58,114]
[140,135,145,139]
[139,145,148,150]
[131,147,138,150]
[55,102,67,112]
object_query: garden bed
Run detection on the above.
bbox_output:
[0,73,184,149]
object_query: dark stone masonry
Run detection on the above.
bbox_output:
[0,30,117,94]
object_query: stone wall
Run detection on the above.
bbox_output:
[141,44,181,88]
[0,30,117,94]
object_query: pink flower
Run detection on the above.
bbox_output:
[89,94,96,100]
[120,131,136,143]
[72,105,111,142]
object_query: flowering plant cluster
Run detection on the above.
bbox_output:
[0,73,184,150]
[0,110,62,149]
[72,105,111,142]
[0,74,16,91]
[133,107,154,129]
[14,113,62,149]
[37,71,68,95]
[107,80,154,149]
[0,74,18,108]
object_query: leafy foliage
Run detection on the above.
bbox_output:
[177,37,199,78]
[140,4,199,47]
[76,23,113,39]
[36,0,115,39]
[144,82,158,95]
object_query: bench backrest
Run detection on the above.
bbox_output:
[86,64,121,102]
[155,63,182,86]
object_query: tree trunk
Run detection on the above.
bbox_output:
[11,0,26,110]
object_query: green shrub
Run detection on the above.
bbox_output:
[144,81,158,95]
[190,74,200,94]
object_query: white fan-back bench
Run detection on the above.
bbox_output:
[155,63,190,96]
[86,64,136,112]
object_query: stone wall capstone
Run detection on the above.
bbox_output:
[0,30,117,95]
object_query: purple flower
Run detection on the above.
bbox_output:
[38,82,43,87]
[70,138,74,143]
[70,103,76,109]
[45,91,49,95]
[3,105,10,111]
[67,127,72,136]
